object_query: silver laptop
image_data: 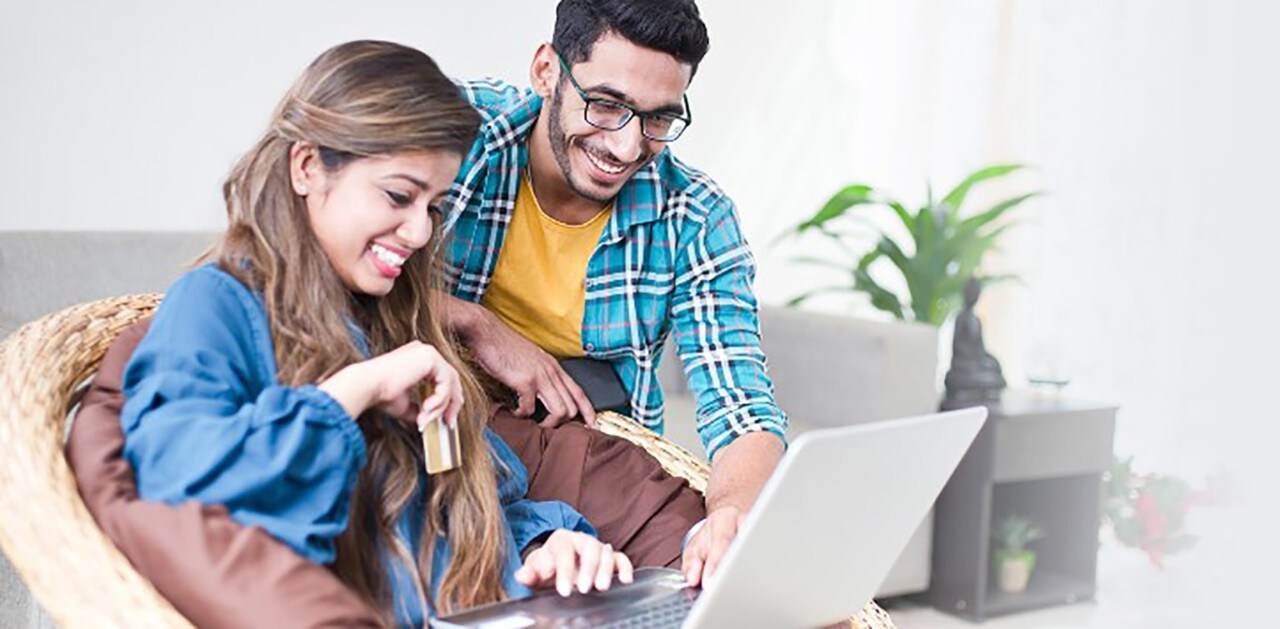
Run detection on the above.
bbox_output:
[434,408,986,628]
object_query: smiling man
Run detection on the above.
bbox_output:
[440,0,787,587]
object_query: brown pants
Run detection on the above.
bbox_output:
[65,320,704,627]
[489,412,704,570]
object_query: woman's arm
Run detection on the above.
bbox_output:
[121,268,367,565]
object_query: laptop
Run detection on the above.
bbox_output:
[434,407,987,628]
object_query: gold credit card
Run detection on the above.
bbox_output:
[423,416,462,475]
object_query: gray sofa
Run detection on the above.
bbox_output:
[658,305,940,597]
[0,230,940,624]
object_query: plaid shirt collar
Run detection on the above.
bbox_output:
[476,88,669,242]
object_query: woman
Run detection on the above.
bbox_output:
[119,40,631,626]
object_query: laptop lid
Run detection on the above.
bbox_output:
[684,407,986,628]
[433,408,986,628]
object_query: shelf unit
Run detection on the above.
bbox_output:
[927,391,1117,621]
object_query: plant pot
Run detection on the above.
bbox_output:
[995,549,1036,593]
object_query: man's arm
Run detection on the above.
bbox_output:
[437,290,596,425]
[682,431,784,586]
[668,197,790,585]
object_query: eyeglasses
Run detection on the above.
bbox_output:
[556,53,692,142]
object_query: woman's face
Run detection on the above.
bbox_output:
[293,146,462,296]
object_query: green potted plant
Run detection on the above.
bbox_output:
[779,165,1039,326]
[992,514,1046,593]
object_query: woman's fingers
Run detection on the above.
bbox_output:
[516,546,556,587]
[615,550,634,585]
[574,534,601,594]
[594,544,615,591]
[554,538,577,597]
[529,531,633,596]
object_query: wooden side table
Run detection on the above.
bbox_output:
[927,390,1117,621]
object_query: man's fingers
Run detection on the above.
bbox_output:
[536,374,571,426]
[513,383,538,417]
[564,376,597,427]
[538,368,576,427]
[684,556,704,588]
[701,522,737,585]
[682,533,706,587]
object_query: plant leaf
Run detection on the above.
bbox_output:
[911,207,947,323]
[853,267,906,320]
[940,164,1025,214]
[887,199,914,230]
[956,192,1040,240]
[874,236,918,313]
[978,273,1022,288]
[797,184,876,232]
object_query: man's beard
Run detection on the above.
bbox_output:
[547,84,645,205]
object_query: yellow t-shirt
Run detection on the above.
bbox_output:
[482,176,611,358]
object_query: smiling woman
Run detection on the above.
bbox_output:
[294,147,461,295]
[99,39,635,626]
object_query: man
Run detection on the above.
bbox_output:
[440,0,787,587]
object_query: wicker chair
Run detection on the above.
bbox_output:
[0,295,895,628]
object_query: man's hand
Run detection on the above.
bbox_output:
[443,293,596,427]
[684,431,786,587]
[680,506,745,588]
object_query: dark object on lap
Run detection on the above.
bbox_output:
[552,357,632,417]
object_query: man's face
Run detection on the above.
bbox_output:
[545,32,693,204]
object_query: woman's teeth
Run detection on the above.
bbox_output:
[370,243,406,267]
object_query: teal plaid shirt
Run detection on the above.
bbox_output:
[441,79,786,459]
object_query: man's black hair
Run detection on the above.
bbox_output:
[553,0,710,73]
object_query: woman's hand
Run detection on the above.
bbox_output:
[318,341,463,429]
[515,530,634,596]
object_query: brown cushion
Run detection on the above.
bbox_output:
[65,319,380,628]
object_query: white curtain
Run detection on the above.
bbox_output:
[688,0,1279,483]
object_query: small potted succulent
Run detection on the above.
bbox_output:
[992,515,1046,593]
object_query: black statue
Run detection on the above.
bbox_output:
[942,278,1006,410]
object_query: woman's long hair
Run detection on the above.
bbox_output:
[210,40,503,620]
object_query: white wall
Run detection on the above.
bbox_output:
[3,1,1277,482]
[0,1,557,231]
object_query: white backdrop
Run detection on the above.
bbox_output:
[2,1,1277,483]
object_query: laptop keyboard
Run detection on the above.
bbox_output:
[595,593,695,629]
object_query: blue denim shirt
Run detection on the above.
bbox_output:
[121,264,593,625]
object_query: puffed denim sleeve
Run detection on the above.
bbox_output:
[121,266,367,565]
[484,429,595,552]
